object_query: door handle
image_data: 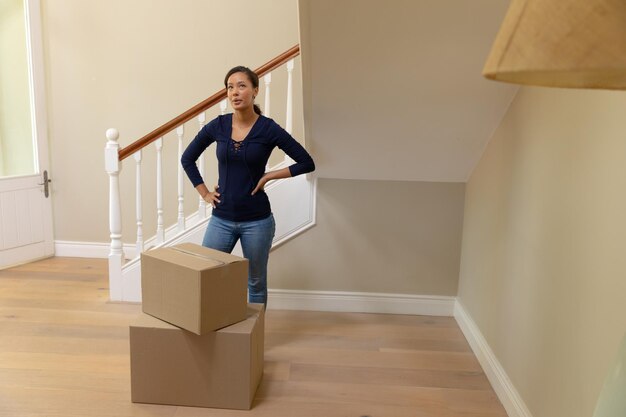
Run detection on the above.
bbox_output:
[38,170,52,198]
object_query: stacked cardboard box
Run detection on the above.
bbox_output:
[129,243,264,410]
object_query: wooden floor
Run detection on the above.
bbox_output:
[0,257,507,417]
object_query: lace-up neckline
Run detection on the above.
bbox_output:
[230,139,243,154]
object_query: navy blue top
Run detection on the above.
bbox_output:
[181,114,315,222]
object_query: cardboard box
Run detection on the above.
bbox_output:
[141,243,248,335]
[130,304,265,410]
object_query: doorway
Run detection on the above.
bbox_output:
[0,0,54,268]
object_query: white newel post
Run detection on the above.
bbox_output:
[105,128,124,301]
[176,126,185,232]
[264,73,272,118]
[197,113,207,218]
[155,137,165,244]
[134,150,144,255]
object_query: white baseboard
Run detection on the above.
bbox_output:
[54,240,454,316]
[55,241,137,259]
[268,289,455,316]
[454,300,532,417]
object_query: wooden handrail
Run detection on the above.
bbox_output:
[118,44,301,161]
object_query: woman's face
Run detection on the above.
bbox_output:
[226,72,258,112]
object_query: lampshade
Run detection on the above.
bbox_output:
[483,0,626,90]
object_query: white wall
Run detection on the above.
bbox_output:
[458,86,626,417]
[42,0,302,243]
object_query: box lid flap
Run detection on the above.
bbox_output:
[143,243,245,271]
[174,243,246,265]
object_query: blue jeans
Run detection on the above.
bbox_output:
[202,214,275,305]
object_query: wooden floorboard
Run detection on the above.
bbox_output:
[0,257,507,417]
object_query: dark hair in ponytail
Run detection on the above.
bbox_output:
[224,66,262,115]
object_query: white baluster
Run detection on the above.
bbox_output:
[286,59,294,134]
[155,137,164,244]
[263,73,273,171]
[285,59,295,163]
[197,113,207,218]
[264,73,272,118]
[176,126,185,232]
[134,150,144,255]
[105,128,124,301]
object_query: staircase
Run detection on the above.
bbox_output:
[104,46,315,302]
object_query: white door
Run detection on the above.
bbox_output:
[0,0,53,269]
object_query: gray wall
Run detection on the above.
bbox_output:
[298,0,516,182]
[270,178,465,295]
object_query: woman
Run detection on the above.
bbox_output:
[181,66,315,305]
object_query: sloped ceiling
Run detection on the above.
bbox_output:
[298,0,518,182]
